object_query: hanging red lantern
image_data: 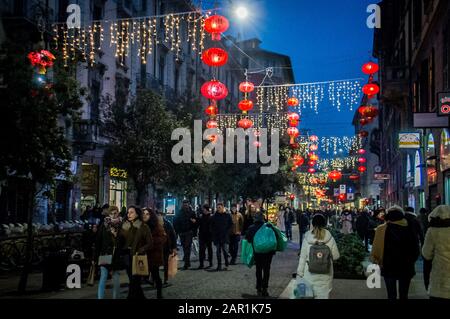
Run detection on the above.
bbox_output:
[201,48,229,67]
[358,106,379,118]
[206,120,218,129]
[358,166,367,173]
[349,174,360,181]
[290,143,300,150]
[287,127,299,144]
[292,155,304,167]
[339,194,346,201]
[239,81,255,93]
[238,99,254,113]
[308,160,316,167]
[308,168,316,174]
[288,112,300,122]
[201,80,228,100]
[287,97,299,107]
[238,118,253,129]
[205,105,218,116]
[358,149,366,155]
[362,62,379,75]
[362,83,380,96]
[289,194,296,201]
[28,49,56,74]
[204,15,229,41]
[358,157,367,164]
[360,118,370,126]
[289,120,299,127]
[309,135,319,142]
[309,153,319,162]
[359,131,369,138]
[328,170,343,182]
[310,144,318,151]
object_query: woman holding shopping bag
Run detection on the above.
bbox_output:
[296,214,340,299]
[122,206,153,299]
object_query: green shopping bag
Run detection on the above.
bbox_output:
[272,225,288,252]
[253,223,278,253]
[241,239,254,268]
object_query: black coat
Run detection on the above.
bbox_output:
[356,212,370,237]
[296,213,309,233]
[243,213,254,233]
[210,212,232,244]
[95,224,125,271]
[173,208,197,235]
[405,213,425,246]
[382,222,420,278]
[198,213,213,242]
[163,218,177,252]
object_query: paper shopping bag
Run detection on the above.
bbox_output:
[87,264,95,286]
[132,254,149,276]
[168,254,178,279]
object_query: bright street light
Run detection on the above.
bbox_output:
[235,6,249,19]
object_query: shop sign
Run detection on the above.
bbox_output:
[437,92,450,116]
[110,167,128,179]
[340,185,346,194]
[398,133,421,149]
[333,188,340,197]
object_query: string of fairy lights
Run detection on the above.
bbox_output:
[52,12,208,67]
[320,136,363,155]
[215,113,289,132]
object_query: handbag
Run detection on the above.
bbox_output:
[132,254,149,276]
[168,254,178,279]
[98,255,113,266]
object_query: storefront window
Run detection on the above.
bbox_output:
[440,129,450,171]
[109,167,127,209]
[426,134,437,184]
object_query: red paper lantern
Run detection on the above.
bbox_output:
[289,120,299,127]
[310,144,318,151]
[358,166,367,173]
[358,149,366,155]
[239,81,255,93]
[238,99,254,112]
[358,157,367,164]
[201,80,228,100]
[204,15,229,41]
[292,155,304,167]
[289,194,296,201]
[308,168,316,174]
[328,170,343,182]
[308,160,316,167]
[206,120,218,129]
[201,48,228,67]
[238,118,253,129]
[349,174,360,181]
[309,135,319,142]
[205,105,218,116]
[359,131,369,138]
[362,62,379,75]
[287,127,299,143]
[358,106,379,118]
[287,97,299,107]
[339,194,346,201]
[362,83,380,96]
[288,112,300,122]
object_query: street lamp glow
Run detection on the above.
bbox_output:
[235,6,248,19]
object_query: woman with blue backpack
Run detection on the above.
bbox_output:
[245,213,286,297]
[296,214,340,299]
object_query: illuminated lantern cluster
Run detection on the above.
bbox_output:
[237,80,255,128]
[358,62,380,137]
[202,15,230,139]
[28,49,56,74]
[286,96,301,146]
[290,154,305,171]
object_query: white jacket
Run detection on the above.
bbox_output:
[422,205,450,299]
[297,229,340,299]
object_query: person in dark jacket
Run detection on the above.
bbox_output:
[371,206,420,300]
[243,204,257,233]
[160,212,177,286]
[121,206,153,299]
[143,208,167,299]
[173,200,197,270]
[417,208,430,236]
[296,210,309,251]
[404,207,424,247]
[356,208,371,252]
[284,207,295,241]
[210,203,233,271]
[95,205,124,299]
[245,213,277,297]
[198,204,213,269]
[229,204,244,265]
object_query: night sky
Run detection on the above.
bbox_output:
[225,0,376,143]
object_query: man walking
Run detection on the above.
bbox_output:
[210,202,233,271]
[296,209,309,251]
[198,204,213,269]
[173,200,197,270]
[284,207,295,241]
[229,204,244,265]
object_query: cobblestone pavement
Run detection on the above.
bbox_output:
[0,227,428,299]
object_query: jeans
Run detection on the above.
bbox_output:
[229,234,241,261]
[254,253,273,290]
[98,266,121,299]
[150,266,163,298]
[384,276,412,300]
[215,242,229,268]
[179,231,193,266]
[199,238,213,266]
[285,223,292,240]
